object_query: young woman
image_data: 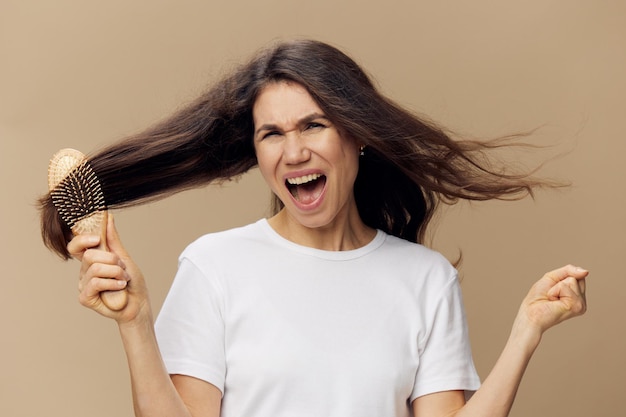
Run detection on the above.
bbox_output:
[40,39,588,417]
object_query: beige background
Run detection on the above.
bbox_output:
[2,1,624,416]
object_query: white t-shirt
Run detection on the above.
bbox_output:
[155,219,480,417]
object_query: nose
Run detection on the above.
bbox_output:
[282,132,311,165]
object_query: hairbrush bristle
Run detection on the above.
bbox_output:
[48,149,107,235]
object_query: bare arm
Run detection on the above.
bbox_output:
[119,317,221,417]
[412,265,588,417]
[69,215,222,417]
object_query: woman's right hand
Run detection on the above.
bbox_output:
[67,214,151,324]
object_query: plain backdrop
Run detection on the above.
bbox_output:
[1,1,624,416]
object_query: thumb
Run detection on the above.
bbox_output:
[546,280,565,300]
[105,212,130,259]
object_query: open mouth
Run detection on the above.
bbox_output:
[286,173,327,204]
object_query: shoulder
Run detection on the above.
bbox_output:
[372,233,459,299]
[380,233,456,275]
[180,220,267,262]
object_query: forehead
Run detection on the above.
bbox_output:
[252,81,323,126]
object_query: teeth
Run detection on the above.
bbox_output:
[286,173,323,185]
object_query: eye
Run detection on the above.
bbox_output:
[262,130,280,139]
[305,122,326,130]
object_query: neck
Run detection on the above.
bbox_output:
[267,209,376,251]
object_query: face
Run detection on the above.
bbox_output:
[253,81,361,231]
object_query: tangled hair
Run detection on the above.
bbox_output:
[40,39,555,259]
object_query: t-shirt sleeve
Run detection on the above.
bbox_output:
[410,274,481,401]
[154,256,226,395]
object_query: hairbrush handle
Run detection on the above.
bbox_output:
[101,284,129,311]
[48,148,129,311]
[97,211,129,311]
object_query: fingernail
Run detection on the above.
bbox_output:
[575,266,588,273]
[118,279,127,288]
[118,259,127,269]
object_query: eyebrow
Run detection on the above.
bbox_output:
[254,112,329,137]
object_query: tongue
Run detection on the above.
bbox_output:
[294,178,324,204]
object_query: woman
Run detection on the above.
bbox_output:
[40,39,587,417]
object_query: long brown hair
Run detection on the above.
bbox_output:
[40,39,555,259]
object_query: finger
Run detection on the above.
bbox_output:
[79,277,128,308]
[67,234,101,260]
[545,264,589,284]
[546,278,587,315]
[82,248,126,271]
[79,272,129,294]
[547,276,581,299]
[80,248,126,278]
[79,260,129,293]
[78,249,127,289]
[86,262,130,282]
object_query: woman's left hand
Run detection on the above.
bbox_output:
[445,265,588,417]
[516,264,588,340]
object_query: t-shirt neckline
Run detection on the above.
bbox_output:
[256,218,386,261]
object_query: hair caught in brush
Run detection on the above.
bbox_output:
[39,39,561,259]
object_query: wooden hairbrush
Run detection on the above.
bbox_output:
[48,148,128,311]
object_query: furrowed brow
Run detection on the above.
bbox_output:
[254,112,329,137]
[255,123,279,137]
[298,112,329,126]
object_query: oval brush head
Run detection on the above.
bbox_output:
[48,148,128,311]
[49,149,106,235]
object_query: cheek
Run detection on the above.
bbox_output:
[255,147,282,190]
[254,142,270,170]
[340,146,361,178]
